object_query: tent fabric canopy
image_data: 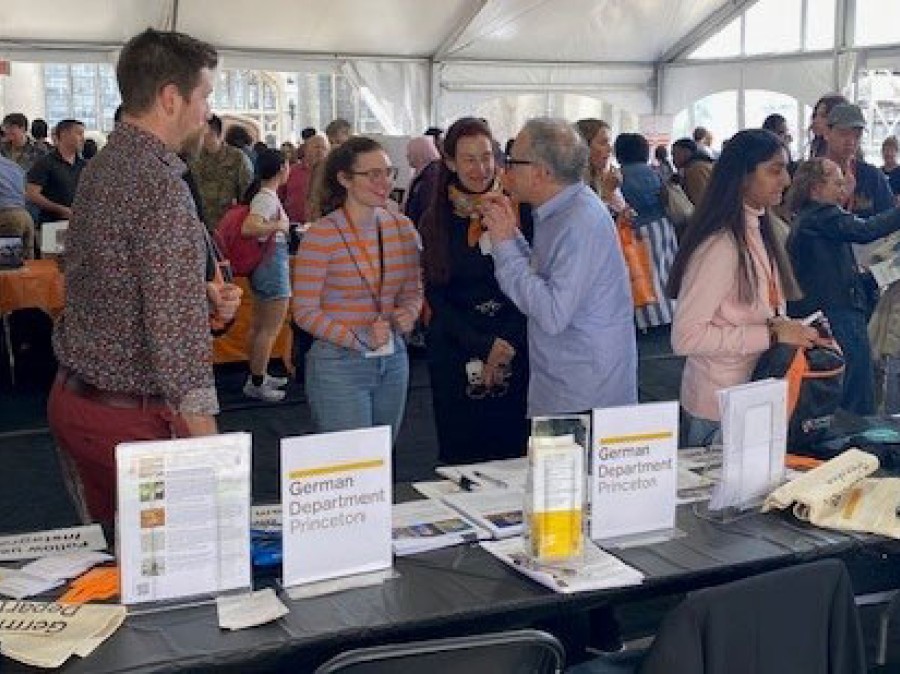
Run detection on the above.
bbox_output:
[1,0,892,136]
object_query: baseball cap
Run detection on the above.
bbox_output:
[827,103,866,129]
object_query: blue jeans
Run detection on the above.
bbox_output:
[305,338,408,441]
[680,408,721,448]
[826,308,875,416]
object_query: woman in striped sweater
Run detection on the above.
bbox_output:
[293,137,423,440]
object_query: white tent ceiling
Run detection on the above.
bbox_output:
[6,0,889,140]
[1,0,730,63]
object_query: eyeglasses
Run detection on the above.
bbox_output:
[505,155,534,167]
[350,167,399,181]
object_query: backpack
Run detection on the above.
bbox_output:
[213,204,275,277]
[751,337,845,452]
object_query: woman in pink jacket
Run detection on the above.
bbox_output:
[667,129,822,446]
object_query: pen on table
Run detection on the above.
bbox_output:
[456,475,478,492]
[473,471,508,489]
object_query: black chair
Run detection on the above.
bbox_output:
[568,558,866,674]
[314,628,565,674]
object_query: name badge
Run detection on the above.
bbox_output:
[365,333,395,358]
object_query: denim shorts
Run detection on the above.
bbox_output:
[250,239,290,301]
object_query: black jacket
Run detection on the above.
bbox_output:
[787,200,900,316]
[639,559,865,674]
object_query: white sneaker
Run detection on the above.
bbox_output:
[263,374,289,389]
[243,378,286,402]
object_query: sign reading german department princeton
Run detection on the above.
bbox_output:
[280,427,392,588]
[590,402,678,542]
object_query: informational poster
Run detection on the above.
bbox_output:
[116,433,252,605]
[281,426,392,588]
[591,402,679,541]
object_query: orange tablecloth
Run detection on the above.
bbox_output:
[0,260,291,368]
[0,259,65,316]
[212,276,293,370]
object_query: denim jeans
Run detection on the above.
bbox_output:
[680,408,721,448]
[826,308,875,416]
[305,337,408,441]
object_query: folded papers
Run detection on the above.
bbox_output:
[0,600,126,668]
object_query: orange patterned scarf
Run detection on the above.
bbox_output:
[448,178,503,247]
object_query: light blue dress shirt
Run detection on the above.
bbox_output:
[0,155,27,211]
[492,181,638,416]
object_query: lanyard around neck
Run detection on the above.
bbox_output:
[747,237,781,315]
[338,207,385,314]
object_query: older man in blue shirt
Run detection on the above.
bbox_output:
[0,154,35,258]
[481,117,637,416]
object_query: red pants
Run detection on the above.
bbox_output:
[47,377,188,523]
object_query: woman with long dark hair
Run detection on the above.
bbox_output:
[240,148,292,402]
[668,129,822,445]
[419,117,531,463]
[292,137,422,440]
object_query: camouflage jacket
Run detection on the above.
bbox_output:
[1,138,48,173]
[189,145,254,229]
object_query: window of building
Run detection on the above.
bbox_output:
[745,0,802,55]
[672,91,739,150]
[689,0,834,60]
[856,69,900,163]
[805,0,836,50]
[689,18,741,60]
[855,0,900,47]
[43,63,119,132]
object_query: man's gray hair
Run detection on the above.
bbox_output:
[521,117,589,184]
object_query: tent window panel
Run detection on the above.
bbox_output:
[745,90,800,157]
[745,0,801,55]
[693,91,738,151]
[688,17,741,60]
[805,0,835,50]
[855,0,900,47]
[857,70,900,164]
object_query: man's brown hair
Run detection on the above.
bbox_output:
[116,28,218,116]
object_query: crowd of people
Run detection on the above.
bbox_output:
[3,27,900,525]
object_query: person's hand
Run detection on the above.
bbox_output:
[207,281,242,323]
[483,338,515,389]
[59,206,73,220]
[770,318,823,348]
[181,413,218,436]
[479,194,518,245]
[391,307,417,334]
[841,170,857,207]
[275,218,291,234]
[370,317,391,349]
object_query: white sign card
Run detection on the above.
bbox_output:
[116,432,252,605]
[591,402,679,541]
[281,426,392,588]
[712,378,787,510]
[0,525,106,562]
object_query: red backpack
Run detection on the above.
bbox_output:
[213,204,275,277]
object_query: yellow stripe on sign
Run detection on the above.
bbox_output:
[598,431,673,445]
[289,459,384,479]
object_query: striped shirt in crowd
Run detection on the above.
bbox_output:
[292,206,422,351]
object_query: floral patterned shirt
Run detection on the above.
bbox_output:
[53,121,219,415]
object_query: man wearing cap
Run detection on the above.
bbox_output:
[825,103,894,223]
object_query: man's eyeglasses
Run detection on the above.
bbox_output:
[505,156,534,167]
[350,167,399,181]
